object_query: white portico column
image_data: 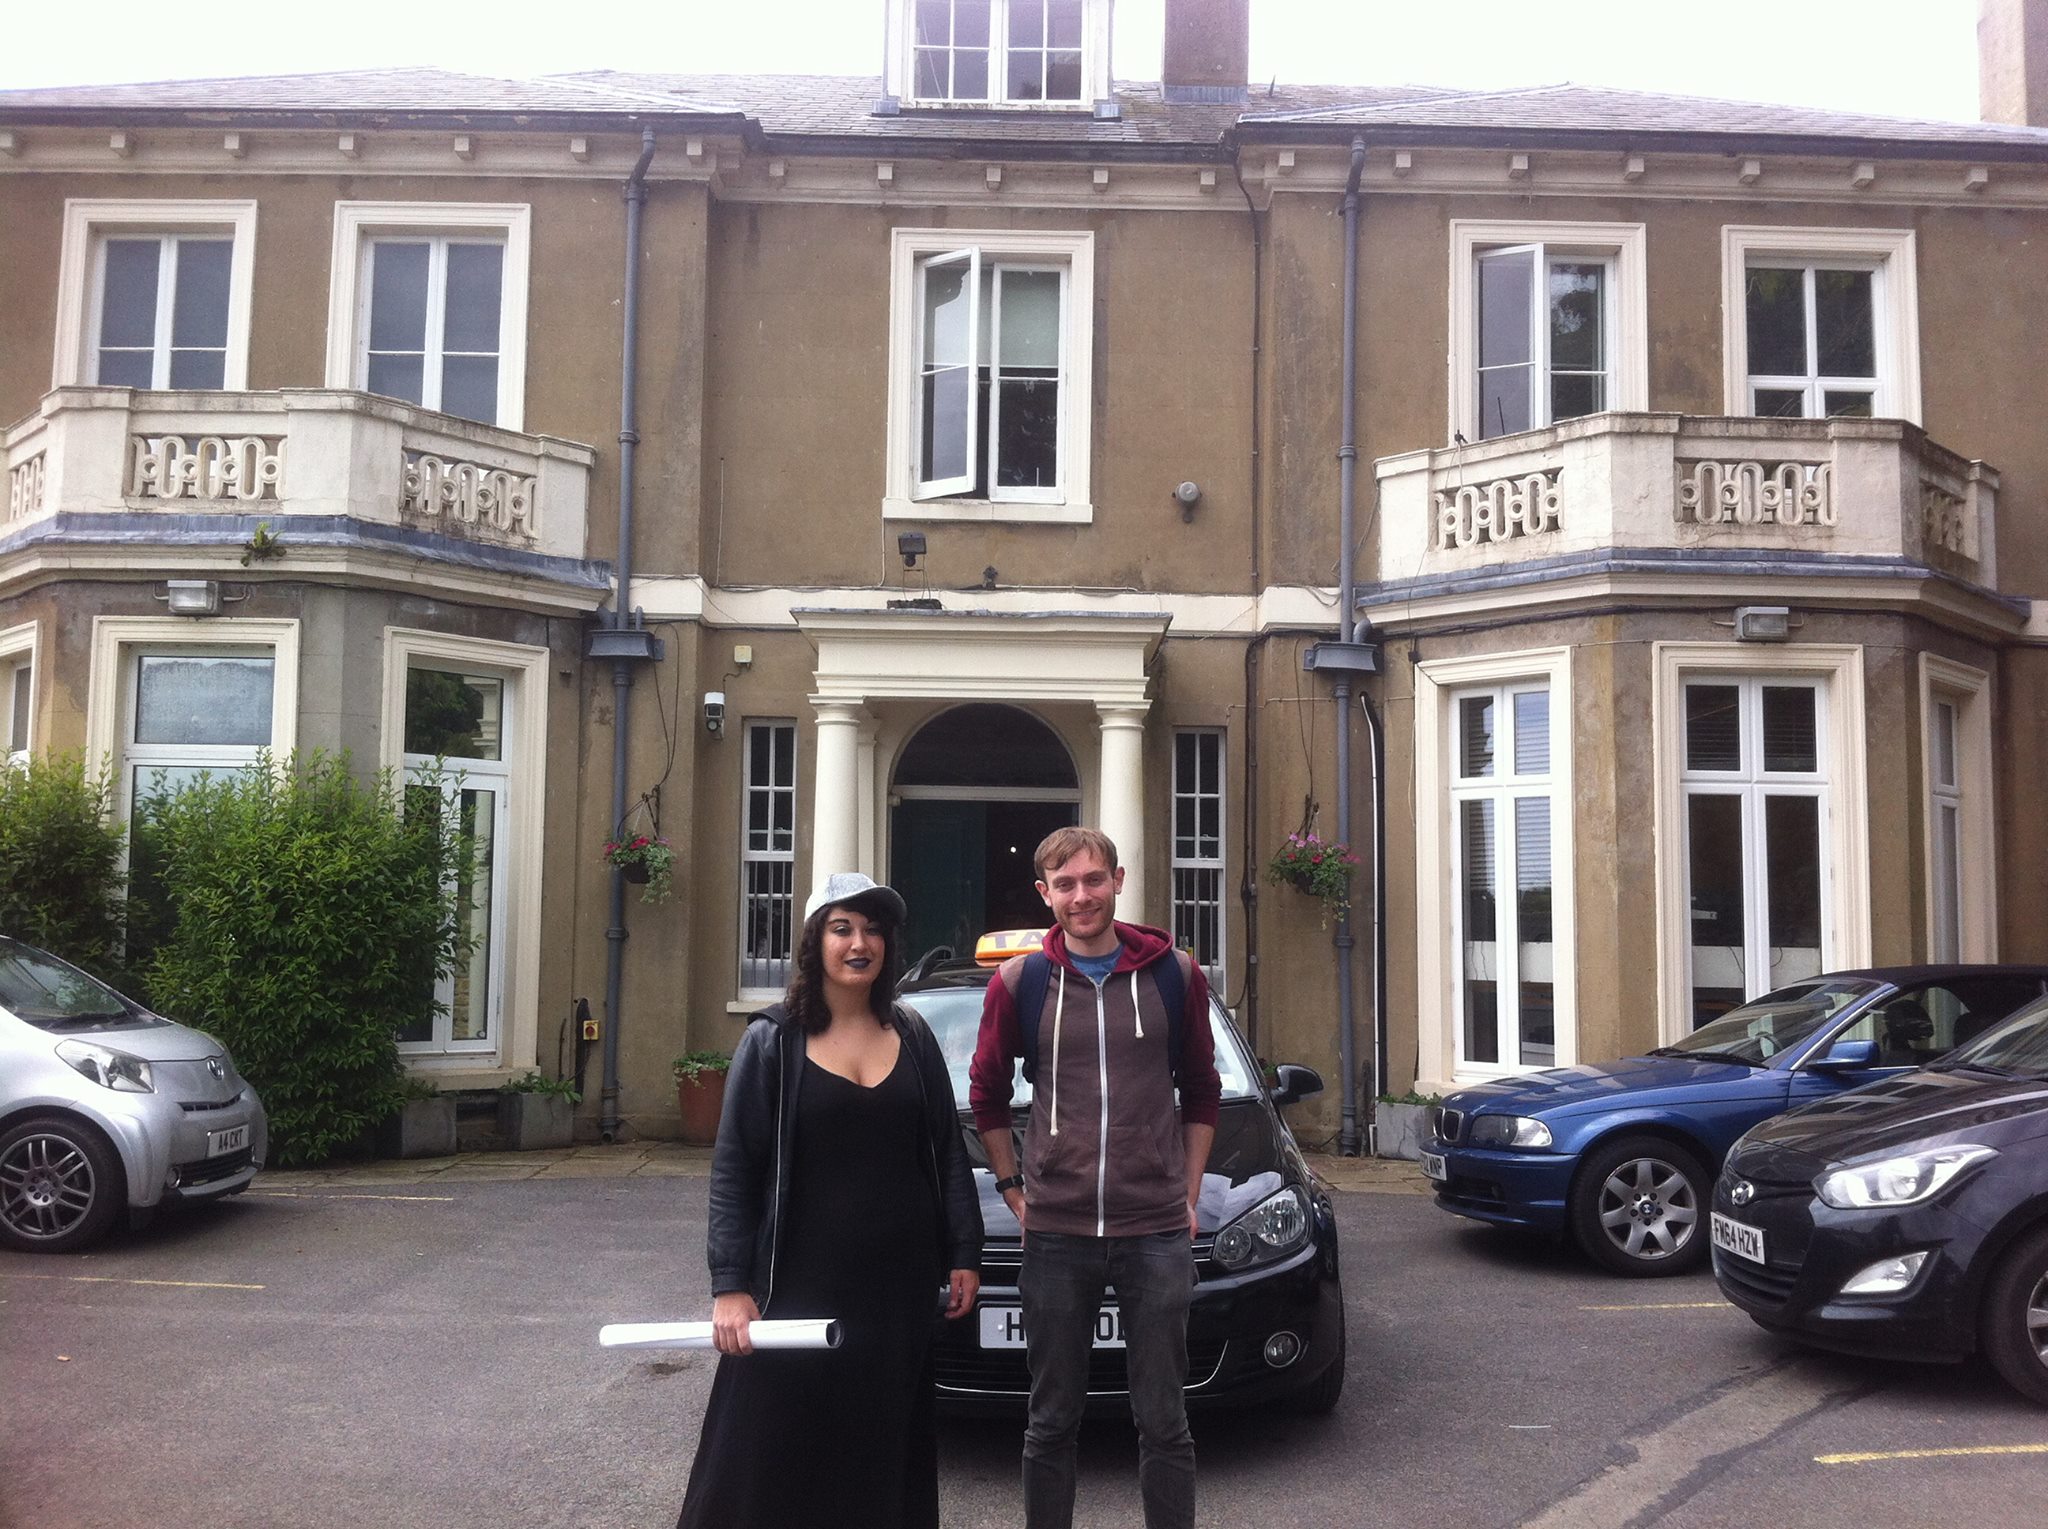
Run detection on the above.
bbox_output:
[1096,703,1149,923]
[808,698,866,899]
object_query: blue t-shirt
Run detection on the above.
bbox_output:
[1069,948,1121,988]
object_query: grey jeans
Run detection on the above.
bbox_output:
[1018,1229,1196,1529]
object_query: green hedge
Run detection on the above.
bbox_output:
[140,753,473,1166]
[0,755,128,981]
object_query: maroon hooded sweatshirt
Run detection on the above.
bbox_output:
[970,920,1222,1239]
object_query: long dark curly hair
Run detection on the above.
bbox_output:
[783,899,902,1035]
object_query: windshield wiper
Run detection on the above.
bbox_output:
[1647,1046,1756,1066]
[1927,1060,2031,1079]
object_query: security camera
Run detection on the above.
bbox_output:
[703,690,726,736]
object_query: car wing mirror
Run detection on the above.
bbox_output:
[1810,1038,1880,1071]
[1269,1063,1324,1107]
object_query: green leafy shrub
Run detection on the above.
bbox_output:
[0,754,128,981]
[673,1050,731,1082]
[501,1070,580,1102]
[141,752,474,1166]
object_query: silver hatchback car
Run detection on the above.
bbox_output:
[0,936,267,1252]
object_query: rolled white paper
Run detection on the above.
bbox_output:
[598,1319,842,1351]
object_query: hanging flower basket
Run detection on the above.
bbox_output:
[604,834,674,903]
[1265,831,1359,929]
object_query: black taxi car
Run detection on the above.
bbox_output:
[898,934,1345,1415]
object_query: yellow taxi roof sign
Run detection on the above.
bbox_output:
[974,928,1047,965]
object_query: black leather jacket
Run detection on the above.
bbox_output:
[706,1003,983,1308]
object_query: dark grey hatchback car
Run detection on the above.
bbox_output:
[1714,993,2048,1404]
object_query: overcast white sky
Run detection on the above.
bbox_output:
[5,0,1986,124]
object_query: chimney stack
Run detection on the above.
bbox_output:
[1980,0,2048,127]
[1161,0,1250,104]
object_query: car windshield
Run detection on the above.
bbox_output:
[1658,979,1878,1066]
[1933,995,2048,1080]
[0,939,145,1030]
[901,984,1262,1107]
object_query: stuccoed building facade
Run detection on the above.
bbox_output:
[5,0,2048,1147]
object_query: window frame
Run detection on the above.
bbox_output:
[397,664,516,1060]
[1414,647,1578,1089]
[1,622,37,768]
[886,227,1095,525]
[1448,682,1561,1076]
[379,628,549,1083]
[1652,643,1871,1045]
[1169,727,1227,988]
[1720,225,1920,424]
[53,199,258,391]
[1919,655,1995,963]
[739,718,800,1002]
[325,202,532,431]
[1676,675,1832,1029]
[890,0,1109,108]
[1448,220,1647,446]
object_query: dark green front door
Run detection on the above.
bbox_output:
[893,798,1078,963]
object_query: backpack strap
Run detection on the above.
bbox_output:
[1014,951,1053,1086]
[1014,947,1192,1087]
[1151,949,1189,1084]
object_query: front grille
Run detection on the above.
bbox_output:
[1714,1247,1802,1307]
[180,1098,239,1114]
[1430,1108,1464,1144]
[937,1339,1227,1396]
[174,1148,253,1188]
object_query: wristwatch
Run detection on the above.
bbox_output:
[994,1174,1025,1194]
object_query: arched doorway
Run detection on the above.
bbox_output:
[891,703,1080,962]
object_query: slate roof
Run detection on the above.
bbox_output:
[0,67,739,121]
[5,66,2048,161]
[1240,81,2048,154]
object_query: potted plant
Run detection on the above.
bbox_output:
[497,1071,579,1150]
[1373,1090,1443,1162]
[603,834,674,904]
[673,1050,731,1145]
[1265,831,1360,928]
[380,1076,457,1160]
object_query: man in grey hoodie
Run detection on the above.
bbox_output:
[970,826,1222,1529]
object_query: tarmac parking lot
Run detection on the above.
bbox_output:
[6,1145,2048,1529]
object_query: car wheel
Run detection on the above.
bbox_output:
[0,1115,125,1254]
[1290,1318,1346,1416]
[1568,1135,1710,1277]
[1982,1225,2048,1406]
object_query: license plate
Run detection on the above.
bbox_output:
[1420,1150,1448,1183]
[978,1305,1125,1350]
[1711,1211,1765,1265]
[207,1124,249,1157]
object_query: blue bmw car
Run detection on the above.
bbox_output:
[1422,966,2048,1276]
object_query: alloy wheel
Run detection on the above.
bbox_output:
[1595,1155,1698,1261]
[0,1132,100,1243]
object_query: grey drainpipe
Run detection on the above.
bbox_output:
[1333,137,1367,1156]
[599,125,658,1142]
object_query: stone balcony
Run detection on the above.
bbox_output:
[3,387,603,602]
[1371,413,1999,597]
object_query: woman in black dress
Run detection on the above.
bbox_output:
[678,872,983,1529]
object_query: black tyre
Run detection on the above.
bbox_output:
[0,1115,125,1254]
[1568,1135,1710,1277]
[1982,1225,2048,1406]
[1290,1318,1346,1416]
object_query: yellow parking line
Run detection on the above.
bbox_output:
[249,1191,455,1202]
[2,1273,265,1291]
[1816,1443,2048,1466]
[1579,1301,1732,1311]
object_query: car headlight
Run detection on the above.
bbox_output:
[1212,1186,1311,1270]
[54,1039,156,1093]
[1468,1114,1554,1149]
[1813,1145,1996,1210]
